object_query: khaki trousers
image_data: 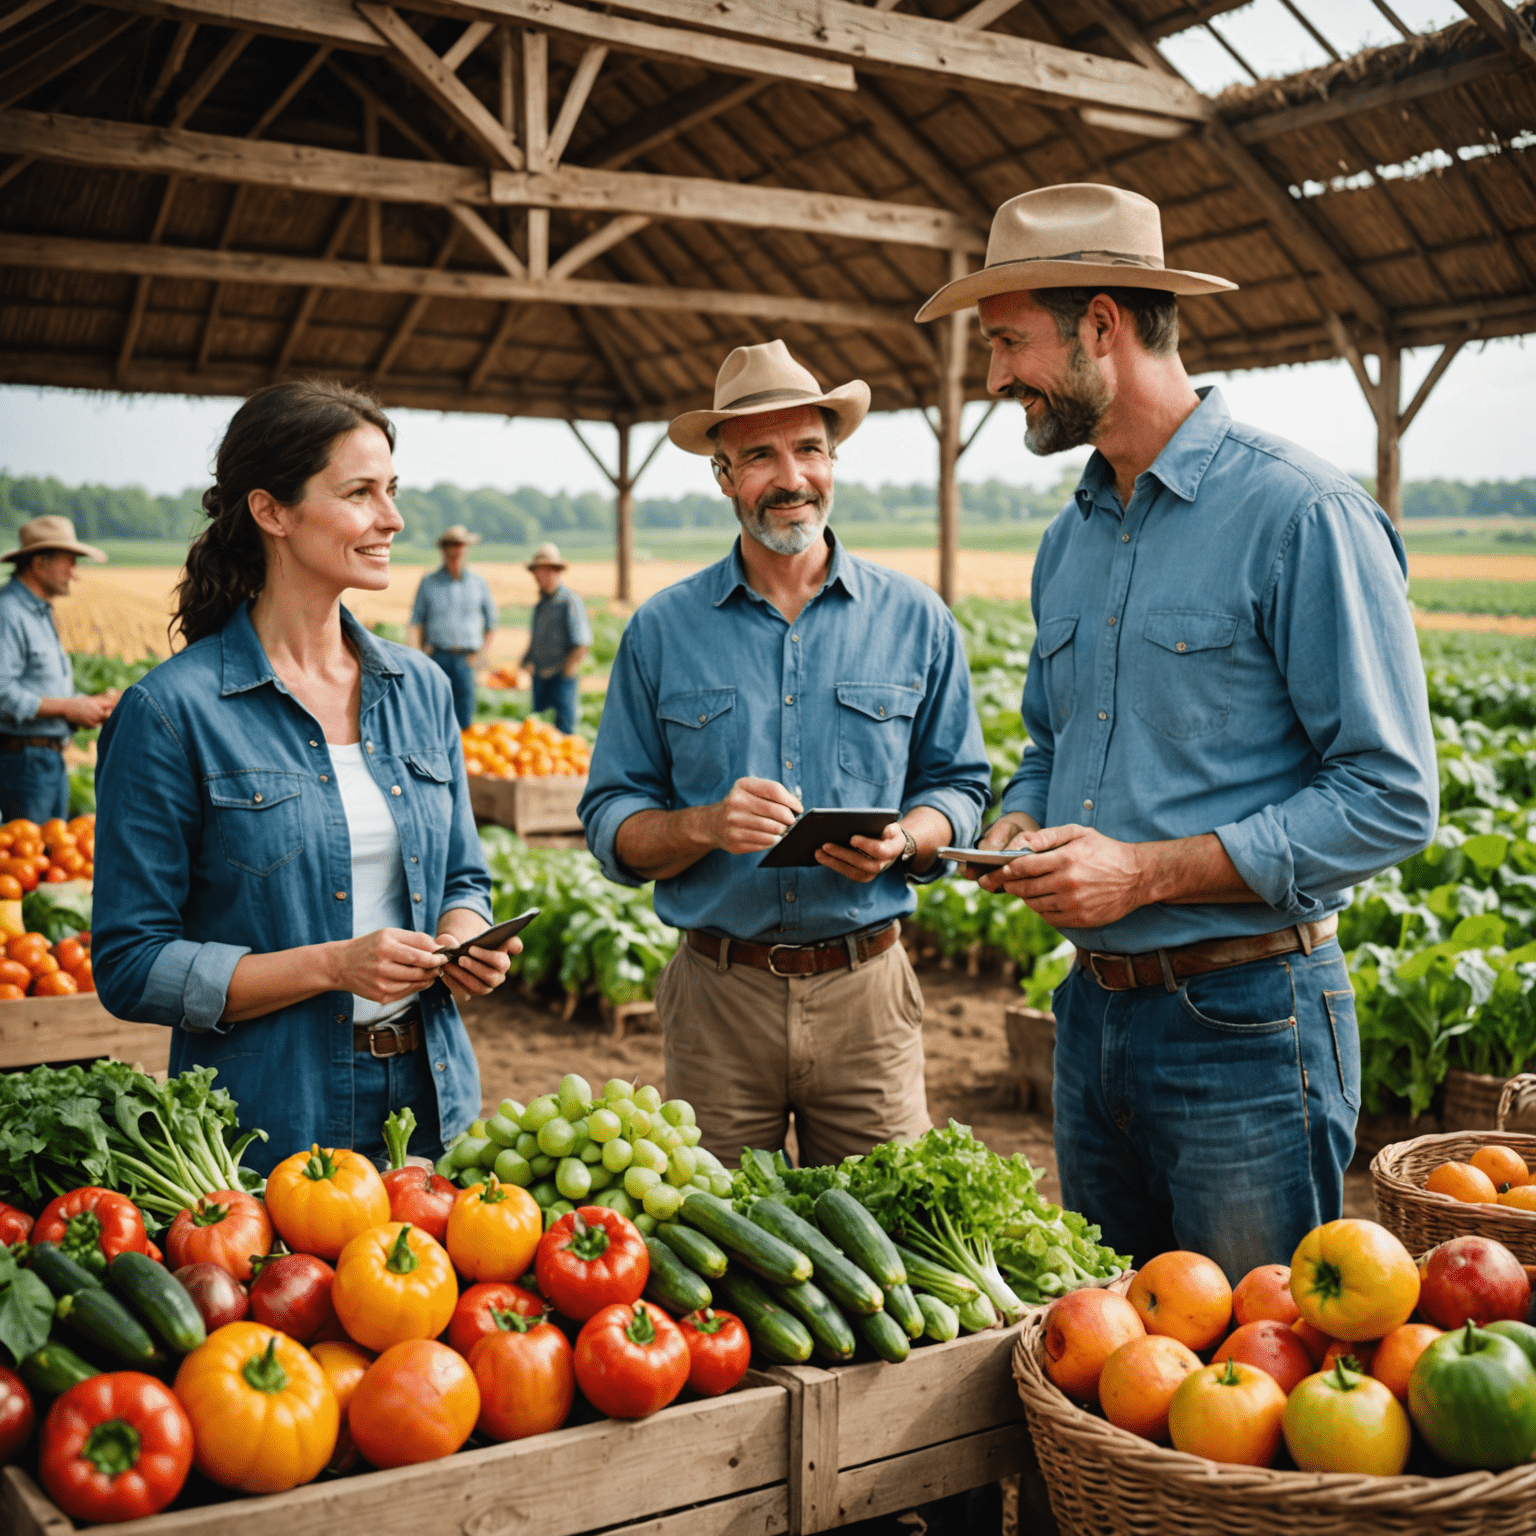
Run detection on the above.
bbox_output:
[657,934,931,1169]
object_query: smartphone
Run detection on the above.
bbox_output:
[938,846,1035,867]
[436,908,540,963]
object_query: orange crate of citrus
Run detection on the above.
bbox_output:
[0,814,95,893]
[461,719,590,779]
[0,928,94,999]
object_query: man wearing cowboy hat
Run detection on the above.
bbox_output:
[918,184,1437,1277]
[520,542,591,736]
[580,340,990,1167]
[408,523,498,730]
[0,516,118,821]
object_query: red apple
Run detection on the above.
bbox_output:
[1212,1319,1314,1394]
[1418,1236,1531,1329]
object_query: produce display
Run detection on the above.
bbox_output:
[1041,1215,1536,1478]
[0,815,95,893]
[0,928,93,999]
[461,717,591,779]
[1424,1145,1536,1209]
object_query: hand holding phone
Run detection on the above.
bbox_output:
[435,907,540,964]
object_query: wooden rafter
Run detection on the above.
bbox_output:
[272,197,363,376]
[1456,0,1536,67]
[374,227,459,378]
[580,77,768,170]
[0,9,138,113]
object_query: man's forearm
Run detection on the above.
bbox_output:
[1134,832,1262,905]
[614,806,718,882]
[563,644,590,677]
[901,805,954,874]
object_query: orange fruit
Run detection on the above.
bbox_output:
[1290,1317,1334,1367]
[1425,1161,1499,1204]
[39,819,67,842]
[1099,1333,1202,1440]
[1168,1358,1287,1466]
[1128,1251,1233,1352]
[42,866,69,884]
[71,958,94,993]
[5,819,39,839]
[1212,1319,1315,1395]
[0,983,23,1001]
[1041,1288,1145,1403]
[0,875,20,902]
[53,939,86,974]
[24,952,58,978]
[1232,1263,1300,1327]
[0,959,29,989]
[1370,1323,1441,1402]
[31,970,77,997]
[13,839,42,860]
[1498,1185,1536,1212]
[1472,1145,1531,1192]
[7,933,45,963]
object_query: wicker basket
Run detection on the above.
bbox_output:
[1442,1069,1510,1132]
[1370,1074,1536,1264]
[1012,1311,1536,1535]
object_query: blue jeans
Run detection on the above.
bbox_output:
[1052,938,1359,1281]
[533,673,579,736]
[430,650,477,730]
[351,1040,450,1170]
[0,744,69,823]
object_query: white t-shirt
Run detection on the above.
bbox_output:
[330,741,411,1026]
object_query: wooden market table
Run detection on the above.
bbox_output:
[0,991,169,1074]
[469,774,587,837]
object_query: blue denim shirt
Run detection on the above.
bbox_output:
[0,576,72,739]
[524,584,594,678]
[579,533,992,943]
[91,604,491,1171]
[1003,387,1438,953]
[409,566,498,651]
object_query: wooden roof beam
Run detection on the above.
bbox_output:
[0,9,138,113]
[1456,0,1536,68]
[580,77,769,171]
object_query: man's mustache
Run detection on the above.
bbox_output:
[1003,382,1046,406]
[756,488,827,515]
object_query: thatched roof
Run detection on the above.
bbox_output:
[0,0,1532,423]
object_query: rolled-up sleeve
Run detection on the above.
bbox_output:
[92,688,250,1033]
[566,591,594,649]
[1215,494,1438,916]
[578,620,667,888]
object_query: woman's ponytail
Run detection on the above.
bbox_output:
[171,379,395,646]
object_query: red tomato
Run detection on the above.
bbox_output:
[165,1192,272,1282]
[71,958,95,994]
[0,1365,34,1462]
[248,1252,336,1343]
[34,1188,148,1278]
[447,1281,546,1358]
[381,1165,457,1246]
[536,1207,649,1322]
[678,1309,752,1398]
[574,1300,691,1419]
[349,1340,479,1468]
[0,1200,33,1246]
[469,1318,575,1440]
[38,1372,194,1524]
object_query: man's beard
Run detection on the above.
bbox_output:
[1010,339,1112,456]
[735,487,832,555]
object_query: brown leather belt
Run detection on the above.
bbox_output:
[353,1009,423,1057]
[0,735,65,753]
[688,922,899,977]
[1076,917,1339,993]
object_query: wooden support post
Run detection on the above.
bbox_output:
[1375,342,1402,529]
[524,28,549,276]
[615,420,633,607]
[936,250,967,608]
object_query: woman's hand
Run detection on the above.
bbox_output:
[435,909,522,1003]
[330,928,446,1005]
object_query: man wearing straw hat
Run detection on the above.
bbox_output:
[408,524,498,730]
[580,340,990,1166]
[521,542,591,736]
[918,185,1438,1277]
[0,515,118,822]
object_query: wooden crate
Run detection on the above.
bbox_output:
[2,1372,792,1536]
[469,775,587,835]
[1004,1004,1055,1117]
[0,991,169,1074]
[767,1321,1032,1533]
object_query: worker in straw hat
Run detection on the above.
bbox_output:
[579,339,990,1166]
[921,184,1438,1278]
[408,523,498,729]
[520,542,591,736]
[0,515,118,822]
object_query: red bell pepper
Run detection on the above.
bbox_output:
[535,1206,648,1322]
[0,1201,33,1248]
[33,1188,148,1279]
[0,1365,34,1463]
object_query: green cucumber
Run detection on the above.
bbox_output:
[768,1278,856,1362]
[29,1242,103,1298]
[915,1294,959,1343]
[643,1236,713,1315]
[20,1341,99,1396]
[655,1220,729,1280]
[854,1307,910,1364]
[56,1286,163,1366]
[679,1191,811,1286]
[884,1282,924,1340]
[813,1190,904,1290]
[715,1270,813,1365]
[748,1198,884,1316]
[108,1252,206,1353]
[893,1244,978,1307]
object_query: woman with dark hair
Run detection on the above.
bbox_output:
[92,380,517,1171]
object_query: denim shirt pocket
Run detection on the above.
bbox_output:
[835,683,923,788]
[657,688,738,802]
[1133,609,1239,740]
[205,770,304,877]
[1035,614,1079,731]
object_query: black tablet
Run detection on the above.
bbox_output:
[758,809,901,868]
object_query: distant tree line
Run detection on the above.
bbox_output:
[6,470,1536,543]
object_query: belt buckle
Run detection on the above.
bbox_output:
[1087,952,1123,990]
[766,944,802,978]
[368,1021,408,1058]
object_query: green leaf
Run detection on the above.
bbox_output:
[0,1269,54,1366]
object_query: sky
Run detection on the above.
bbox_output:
[2,0,1525,503]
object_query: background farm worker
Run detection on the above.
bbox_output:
[408,523,498,730]
[919,185,1439,1279]
[520,541,591,736]
[0,516,117,822]
[91,381,522,1173]
[580,340,992,1167]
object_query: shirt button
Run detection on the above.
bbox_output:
[391,785,402,795]
[335,1013,347,1024]
[791,633,799,643]
[1176,641,1187,652]
[411,855,419,863]
[698,714,707,724]
[1098,711,1107,720]
[784,695,794,705]
[335,890,347,900]
[366,743,374,754]
[309,739,319,747]
[1107,616,1116,626]
[785,759,793,770]
[252,792,263,803]
[413,893,422,902]
[878,706,886,717]
[785,890,796,903]
[319,775,329,783]
[436,1062,446,1072]
[1121,533,1130,543]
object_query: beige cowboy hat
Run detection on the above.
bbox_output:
[527,542,566,571]
[1,515,106,564]
[668,339,871,456]
[915,184,1237,322]
[438,524,481,547]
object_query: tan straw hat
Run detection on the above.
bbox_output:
[527,542,567,571]
[437,524,481,547]
[668,339,871,456]
[915,184,1237,322]
[1,515,106,564]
